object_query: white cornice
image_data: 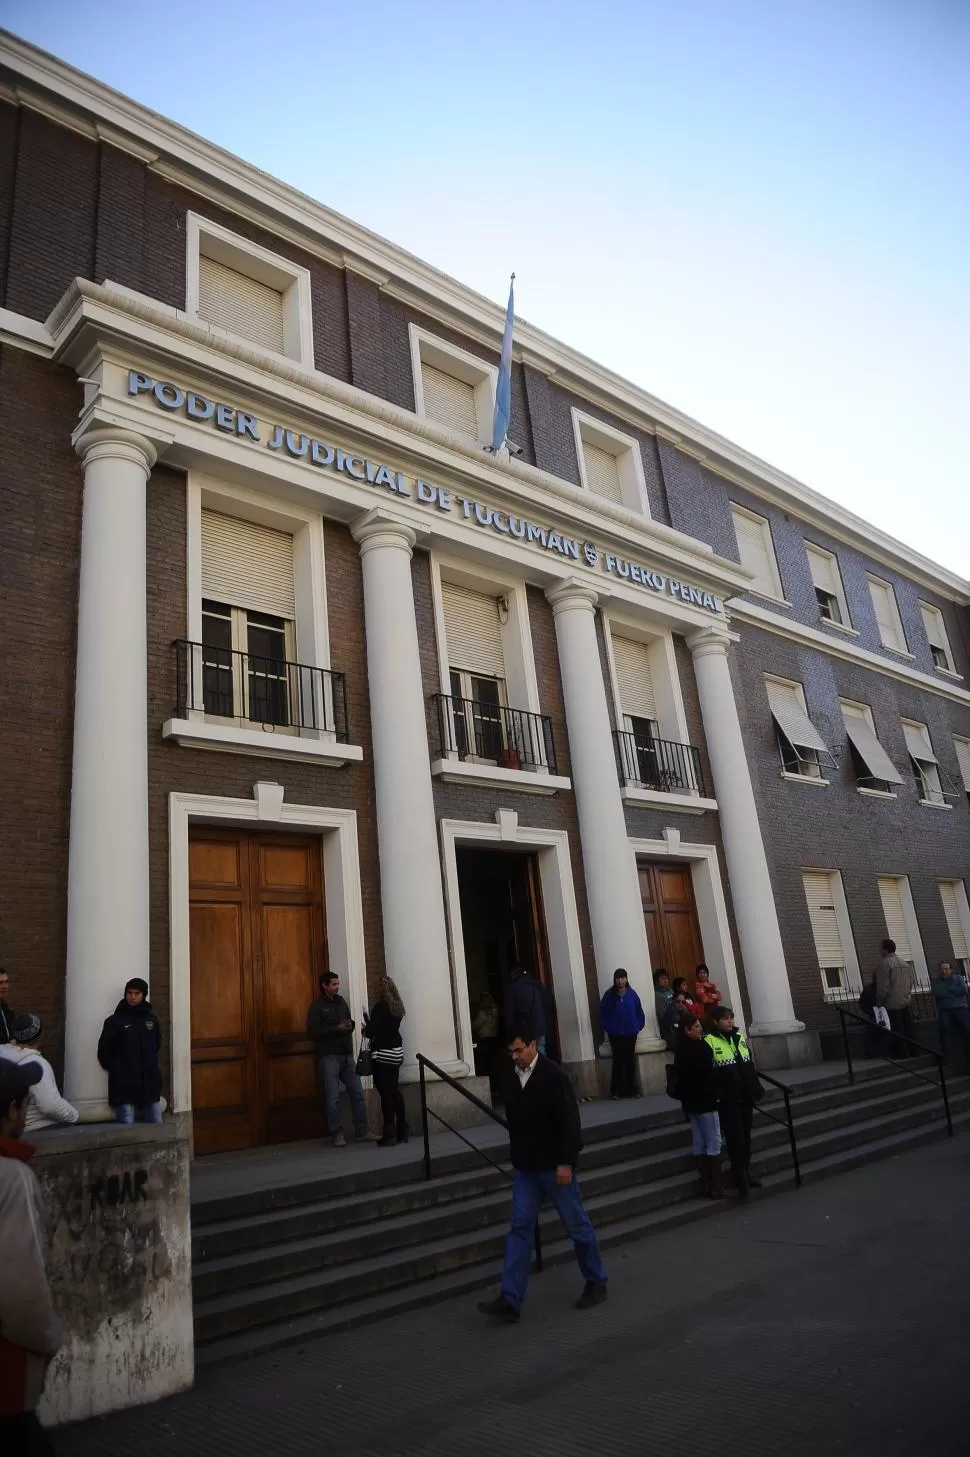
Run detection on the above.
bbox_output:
[1,28,967,602]
[0,306,54,356]
[729,597,970,708]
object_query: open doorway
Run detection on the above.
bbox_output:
[455,847,557,1089]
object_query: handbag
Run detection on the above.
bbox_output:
[355,1038,373,1078]
[665,1063,681,1100]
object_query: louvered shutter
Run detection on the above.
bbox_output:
[732,510,778,597]
[441,582,505,677]
[902,721,937,765]
[807,546,840,597]
[869,579,905,652]
[841,706,903,785]
[583,441,623,504]
[803,872,845,967]
[201,511,295,619]
[877,877,912,962]
[954,738,970,792]
[765,679,830,754]
[198,254,285,353]
[421,363,479,437]
[612,635,656,720]
[939,882,969,959]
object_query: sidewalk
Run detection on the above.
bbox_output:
[54,1130,968,1456]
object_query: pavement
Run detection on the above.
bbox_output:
[52,1129,969,1457]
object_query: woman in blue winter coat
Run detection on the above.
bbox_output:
[599,968,646,1099]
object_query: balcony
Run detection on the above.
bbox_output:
[430,693,570,795]
[163,640,362,768]
[613,728,712,806]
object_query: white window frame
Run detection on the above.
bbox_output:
[919,601,958,676]
[805,541,852,631]
[866,573,911,657]
[198,598,298,735]
[185,212,314,367]
[877,874,929,990]
[839,698,898,798]
[765,674,828,784]
[938,879,970,977]
[730,503,786,605]
[802,868,862,1000]
[571,408,651,518]
[409,325,498,444]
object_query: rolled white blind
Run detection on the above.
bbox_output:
[807,545,840,597]
[421,363,479,437]
[803,872,845,967]
[939,881,969,959]
[954,738,970,792]
[765,679,829,754]
[583,441,623,504]
[869,579,905,651]
[920,604,948,654]
[198,254,285,353]
[441,582,505,678]
[201,510,295,620]
[877,877,912,962]
[732,509,778,598]
[612,635,656,721]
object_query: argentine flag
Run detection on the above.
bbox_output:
[490,274,515,453]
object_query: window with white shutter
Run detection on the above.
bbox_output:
[806,543,850,627]
[765,676,831,779]
[732,506,784,601]
[877,877,913,964]
[572,409,650,516]
[867,576,909,654]
[421,363,480,438]
[901,719,945,804]
[840,700,902,792]
[919,603,954,672]
[953,737,970,797]
[441,582,505,681]
[410,327,496,444]
[803,871,849,992]
[612,635,657,725]
[201,511,295,620]
[198,254,285,354]
[582,441,624,504]
[939,881,970,968]
[187,213,313,366]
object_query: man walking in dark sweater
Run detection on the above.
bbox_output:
[478,1027,607,1322]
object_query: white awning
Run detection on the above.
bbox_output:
[844,718,903,785]
[902,721,938,765]
[766,681,831,756]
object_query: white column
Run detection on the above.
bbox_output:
[351,509,465,1076]
[65,428,157,1117]
[546,579,662,1048]
[688,626,804,1035]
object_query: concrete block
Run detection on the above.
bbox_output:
[32,1115,193,1425]
[750,1028,822,1071]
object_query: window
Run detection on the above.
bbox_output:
[805,543,850,628]
[611,634,660,787]
[410,326,497,444]
[839,700,901,795]
[939,880,970,978]
[867,575,909,655]
[441,581,507,760]
[803,871,856,996]
[571,410,650,516]
[901,719,946,805]
[954,736,970,803]
[731,506,784,602]
[186,213,313,366]
[876,876,916,974]
[199,511,296,727]
[765,676,832,780]
[919,602,955,673]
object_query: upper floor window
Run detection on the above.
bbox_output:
[867,575,909,655]
[954,736,970,803]
[410,326,497,444]
[805,543,850,628]
[919,602,955,674]
[901,719,946,805]
[186,213,313,366]
[731,505,784,603]
[839,699,901,795]
[571,410,650,516]
[765,675,832,780]
[939,880,970,978]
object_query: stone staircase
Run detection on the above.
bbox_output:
[191,1061,969,1365]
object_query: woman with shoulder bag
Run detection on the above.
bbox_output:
[363,975,408,1148]
[672,1012,725,1198]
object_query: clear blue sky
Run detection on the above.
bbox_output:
[5,0,968,573]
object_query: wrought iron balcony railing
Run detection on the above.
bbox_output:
[613,728,709,797]
[433,693,557,775]
[174,640,349,741]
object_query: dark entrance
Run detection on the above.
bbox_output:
[455,848,557,1077]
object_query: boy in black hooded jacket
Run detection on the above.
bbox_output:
[97,978,163,1123]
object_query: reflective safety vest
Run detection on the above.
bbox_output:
[704,1031,752,1067]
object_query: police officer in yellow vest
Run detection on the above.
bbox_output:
[705,1007,764,1200]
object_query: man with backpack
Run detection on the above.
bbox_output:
[505,966,553,1054]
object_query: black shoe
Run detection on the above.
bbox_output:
[575,1281,608,1310]
[736,1183,750,1202]
[397,1125,409,1144]
[478,1296,520,1323]
[377,1133,397,1147]
[746,1174,763,1189]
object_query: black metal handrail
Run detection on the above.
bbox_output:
[613,729,709,797]
[433,693,557,774]
[836,1005,953,1136]
[416,1053,542,1272]
[174,639,349,740]
[753,1068,802,1187]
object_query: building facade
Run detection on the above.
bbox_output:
[2,34,970,1161]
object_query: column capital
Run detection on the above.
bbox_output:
[687,624,732,659]
[75,426,157,475]
[545,576,599,617]
[351,507,417,557]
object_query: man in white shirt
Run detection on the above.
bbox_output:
[0,1016,79,1132]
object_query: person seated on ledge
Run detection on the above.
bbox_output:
[97,979,163,1125]
[0,1015,78,1132]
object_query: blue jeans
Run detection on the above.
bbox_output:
[688,1111,721,1156]
[117,1102,162,1124]
[501,1168,607,1310]
[320,1054,367,1136]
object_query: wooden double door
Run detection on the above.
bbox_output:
[639,861,705,986]
[189,830,328,1155]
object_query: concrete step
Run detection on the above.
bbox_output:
[196,1106,970,1367]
